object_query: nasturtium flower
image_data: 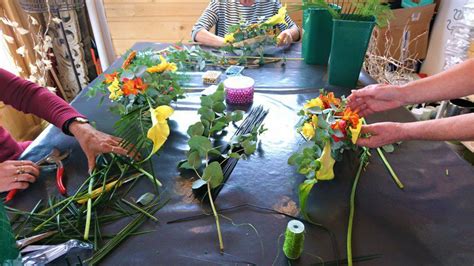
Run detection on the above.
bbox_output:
[122,78,138,96]
[316,141,335,180]
[147,56,177,73]
[224,33,235,44]
[342,107,360,127]
[134,77,148,92]
[264,5,288,26]
[147,105,174,155]
[301,122,315,140]
[104,72,118,84]
[350,118,363,144]
[108,77,123,100]
[320,92,341,108]
[304,97,324,110]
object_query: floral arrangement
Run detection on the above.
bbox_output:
[89,50,185,162]
[222,5,288,56]
[288,90,363,214]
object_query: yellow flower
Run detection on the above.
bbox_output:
[264,5,288,26]
[304,97,324,110]
[301,122,315,140]
[147,56,177,73]
[316,141,335,180]
[224,33,235,44]
[147,105,174,155]
[350,118,364,144]
[108,77,123,100]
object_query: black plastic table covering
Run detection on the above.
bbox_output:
[8,42,474,265]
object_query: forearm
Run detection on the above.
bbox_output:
[399,113,474,142]
[0,69,84,129]
[399,59,474,105]
[195,29,225,47]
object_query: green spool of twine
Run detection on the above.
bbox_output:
[283,220,305,260]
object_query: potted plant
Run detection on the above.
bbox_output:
[328,0,393,88]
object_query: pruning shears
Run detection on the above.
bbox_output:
[5,149,70,202]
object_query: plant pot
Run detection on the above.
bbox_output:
[302,8,335,65]
[328,15,375,88]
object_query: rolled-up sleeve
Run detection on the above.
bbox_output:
[191,0,220,41]
[0,68,84,130]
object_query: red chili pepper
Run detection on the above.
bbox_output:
[56,166,66,195]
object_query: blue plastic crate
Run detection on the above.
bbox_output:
[402,0,434,8]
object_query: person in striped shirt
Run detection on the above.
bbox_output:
[192,0,301,47]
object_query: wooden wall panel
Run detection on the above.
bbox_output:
[103,0,303,55]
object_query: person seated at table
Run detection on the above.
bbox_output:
[0,68,131,193]
[191,0,300,47]
[348,58,474,147]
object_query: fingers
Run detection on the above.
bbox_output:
[9,182,30,190]
[14,173,37,184]
[86,153,96,175]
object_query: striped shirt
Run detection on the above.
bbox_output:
[191,0,298,41]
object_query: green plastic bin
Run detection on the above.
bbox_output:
[302,8,334,65]
[328,15,375,88]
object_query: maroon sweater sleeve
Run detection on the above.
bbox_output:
[0,68,85,129]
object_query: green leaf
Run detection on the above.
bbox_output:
[210,122,226,133]
[187,122,205,137]
[179,161,195,170]
[188,136,212,157]
[299,179,316,219]
[200,96,213,107]
[382,144,395,153]
[202,161,223,189]
[136,192,155,206]
[242,140,257,155]
[212,102,226,113]
[229,152,241,159]
[198,107,215,121]
[211,88,225,102]
[192,179,207,189]
[231,110,244,122]
[288,153,300,166]
[187,151,201,169]
[208,148,222,157]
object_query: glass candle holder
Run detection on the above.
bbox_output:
[224,76,255,105]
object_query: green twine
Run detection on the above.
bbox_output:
[283,220,305,260]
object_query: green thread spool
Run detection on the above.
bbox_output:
[283,220,305,260]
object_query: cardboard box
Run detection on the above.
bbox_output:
[373,4,436,60]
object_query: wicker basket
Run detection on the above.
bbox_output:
[19,0,84,13]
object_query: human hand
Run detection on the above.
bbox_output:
[348,84,406,117]
[277,30,293,47]
[69,122,133,173]
[0,160,39,193]
[356,122,405,148]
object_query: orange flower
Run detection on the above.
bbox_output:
[330,120,347,142]
[122,50,137,69]
[319,92,341,109]
[122,78,138,96]
[134,77,148,92]
[104,72,118,84]
[342,108,360,127]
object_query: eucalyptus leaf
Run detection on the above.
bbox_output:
[188,136,212,157]
[212,102,226,113]
[198,107,215,121]
[202,162,223,189]
[201,96,213,107]
[382,144,395,153]
[121,70,135,79]
[192,179,207,190]
[136,193,155,206]
[187,151,201,169]
[187,122,205,137]
[231,111,244,122]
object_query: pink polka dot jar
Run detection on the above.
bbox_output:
[224,76,255,105]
